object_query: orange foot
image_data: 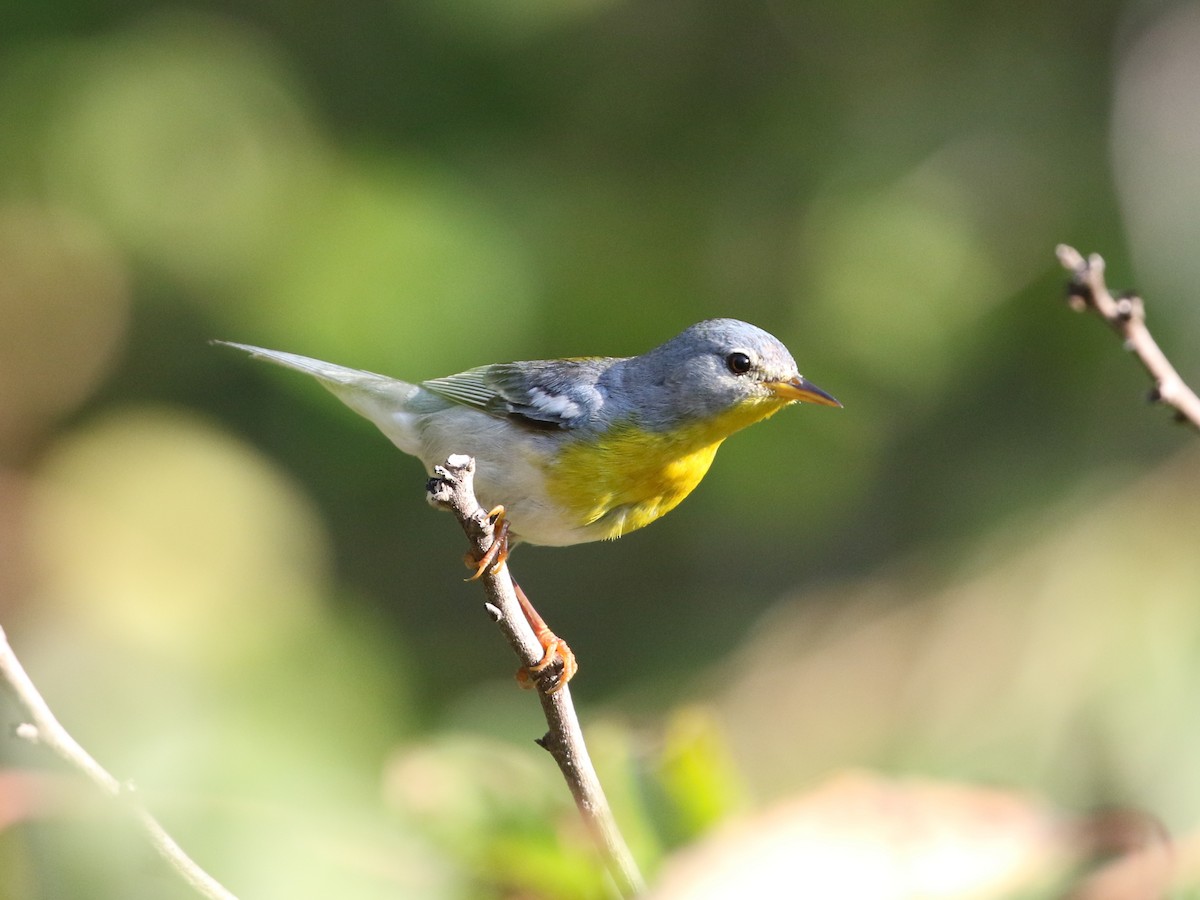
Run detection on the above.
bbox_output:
[465,506,510,581]
[513,578,577,694]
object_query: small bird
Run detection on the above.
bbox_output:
[219,318,839,689]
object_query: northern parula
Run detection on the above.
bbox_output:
[220,318,839,686]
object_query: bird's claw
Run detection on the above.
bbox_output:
[462,510,580,693]
[517,634,577,694]
[465,506,510,581]
[510,577,577,693]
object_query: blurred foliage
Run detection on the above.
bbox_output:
[2,0,1200,897]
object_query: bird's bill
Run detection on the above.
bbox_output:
[767,376,842,407]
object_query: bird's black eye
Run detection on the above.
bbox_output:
[726,351,752,375]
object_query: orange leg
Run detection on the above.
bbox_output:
[465,506,510,581]
[512,578,577,694]
[461,506,576,692]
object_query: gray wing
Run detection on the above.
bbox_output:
[421,358,612,429]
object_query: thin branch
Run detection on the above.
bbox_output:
[1056,244,1200,430]
[0,624,238,900]
[426,455,647,898]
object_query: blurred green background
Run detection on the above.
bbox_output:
[2,0,1200,897]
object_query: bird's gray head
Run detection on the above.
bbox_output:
[621,318,840,430]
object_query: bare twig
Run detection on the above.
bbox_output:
[1056,245,1200,430]
[426,455,646,898]
[0,624,237,900]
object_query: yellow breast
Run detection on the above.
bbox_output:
[546,396,788,540]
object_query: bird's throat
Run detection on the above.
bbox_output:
[548,396,788,540]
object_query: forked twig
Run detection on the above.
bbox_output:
[1056,245,1200,430]
[0,625,237,900]
[426,455,646,898]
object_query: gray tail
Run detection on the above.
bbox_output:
[214,341,421,439]
[213,341,393,386]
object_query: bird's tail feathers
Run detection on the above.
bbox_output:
[214,341,421,430]
[215,340,389,382]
